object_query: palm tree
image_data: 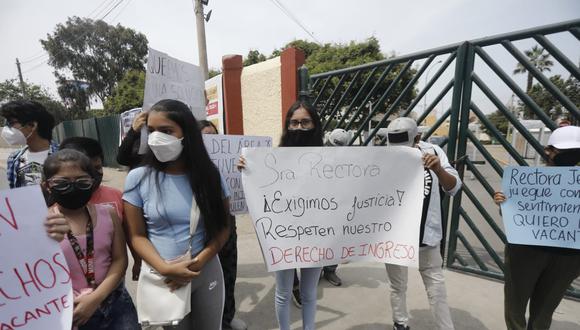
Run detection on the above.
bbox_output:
[513,45,554,93]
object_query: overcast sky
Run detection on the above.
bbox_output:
[1,0,579,114]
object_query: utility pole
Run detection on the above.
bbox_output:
[15,58,26,97]
[194,0,209,80]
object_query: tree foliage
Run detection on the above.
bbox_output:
[41,16,148,105]
[294,38,415,128]
[513,45,554,93]
[482,110,509,139]
[56,78,90,118]
[104,70,145,114]
[208,69,221,79]
[523,75,579,122]
[0,79,70,123]
[238,38,416,131]
[243,50,267,66]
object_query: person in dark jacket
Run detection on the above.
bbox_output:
[117,111,147,170]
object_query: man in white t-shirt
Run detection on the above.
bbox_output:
[1,101,58,188]
[384,117,461,330]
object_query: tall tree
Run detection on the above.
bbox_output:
[513,45,554,93]
[57,78,90,118]
[0,79,69,122]
[104,70,145,114]
[41,16,148,105]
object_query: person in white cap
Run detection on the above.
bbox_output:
[384,117,461,330]
[494,125,580,330]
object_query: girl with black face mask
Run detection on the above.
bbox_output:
[42,149,139,330]
[239,100,324,330]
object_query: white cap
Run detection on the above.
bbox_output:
[547,125,580,150]
[387,117,418,147]
[327,128,351,146]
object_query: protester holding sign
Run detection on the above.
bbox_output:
[123,99,230,328]
[2,100,59,188]
[42,149,139,329]
[199,119,248,330]
[494,125,580,330]
[238,100,324,330]
[384,117,460,330]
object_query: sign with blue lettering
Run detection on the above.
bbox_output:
[501,166,580,249]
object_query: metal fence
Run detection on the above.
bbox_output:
[300,19,580,298]
[52,114,121,167]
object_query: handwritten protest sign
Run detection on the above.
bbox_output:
[501,166,580,249]
[242,146,424,271]
[119,107,142,145]
[140,48,206,153]
[142,48,205,118]
[0,186,73,330]
[203,134,272,214]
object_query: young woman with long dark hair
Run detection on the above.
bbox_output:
[123,99,230,329]
[239,100,323,330]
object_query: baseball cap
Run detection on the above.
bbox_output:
[387,117,418,147]
[547,125,580,150]
[327,128,351,146]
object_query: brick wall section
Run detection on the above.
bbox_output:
[221,55,244,135]
[280,48,306,127]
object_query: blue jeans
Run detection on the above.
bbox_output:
[80,284,139,330]
[275,267,322,330]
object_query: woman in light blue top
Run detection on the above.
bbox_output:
[123,99,230,329]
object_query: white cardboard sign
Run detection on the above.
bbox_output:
[242,147,424,271]
[142,48,206,119]
[0,186,73,330]
[203,134,272,215]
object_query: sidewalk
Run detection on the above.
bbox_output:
[101,157,580,329]
[1,148,578,329]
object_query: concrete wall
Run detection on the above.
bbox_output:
[240,57,283,145]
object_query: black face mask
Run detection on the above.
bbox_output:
[283,129,320,147]
[50,187,93,210]
[553,149,580,166]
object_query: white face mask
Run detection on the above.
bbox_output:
[147,131,184,162]
[1,126,29,146]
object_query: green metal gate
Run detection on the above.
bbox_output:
[299,19,580,298]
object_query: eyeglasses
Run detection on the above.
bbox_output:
[47,177,94,192]
[289,119,314,130]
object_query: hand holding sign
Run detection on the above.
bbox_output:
[44,207,70,242]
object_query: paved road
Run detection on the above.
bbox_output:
[1,147,578,329]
